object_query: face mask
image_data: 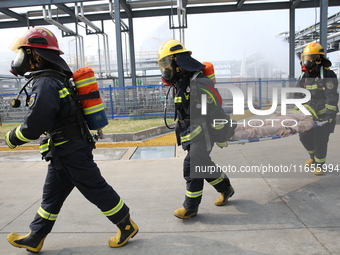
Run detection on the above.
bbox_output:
[10,48,33,76]
[300,54,320,73]
[163,67,174,80]
[159,56,181,83]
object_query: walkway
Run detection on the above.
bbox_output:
[0,124,339,254]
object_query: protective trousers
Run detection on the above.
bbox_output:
[299,122,334,166]
[183,138,231,210]
[30,145,129,236]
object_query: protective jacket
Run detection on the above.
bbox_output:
[174,71,229,150]
[6,70,88,157]
[295,67,339,167]
[5,69,129,235]
[295,67,339,122]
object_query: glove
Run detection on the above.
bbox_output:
[5,131,16,149]
[216,141,228,149]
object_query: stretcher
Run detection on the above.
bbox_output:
[227,120,328,145]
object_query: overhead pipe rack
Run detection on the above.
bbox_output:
[75,2,111,77]
[42,4,85,69]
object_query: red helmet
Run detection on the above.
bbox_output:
[9,27,71,76]
[11,27,63,54]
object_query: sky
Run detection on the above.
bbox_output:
[0,5,339,78]
[131,6,340,76]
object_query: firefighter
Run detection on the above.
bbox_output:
[158,39,235,219]
[296,42,339,175]
[5,27,138,253]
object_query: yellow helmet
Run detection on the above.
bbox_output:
[157,39,191,61]
[301,42,325,57]
[300,42,327,72]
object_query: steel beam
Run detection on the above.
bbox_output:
[320,0,328,54]
[236,0,246,9]
[120,0,132,18]
[55,3,76,19]
[0,8,27,23]
[291,0,302,9]
[0,0,340,29]
[113,0,125,87]
[0,0,100,9]
[128,15,137,85]
[289,3,296,80]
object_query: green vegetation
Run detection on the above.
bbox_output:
[0,118,176,137]
[0,122,18,137]
[103,118,175,133]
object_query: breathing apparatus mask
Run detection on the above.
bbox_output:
[158,55,180,84]
[11,48,33,76]
[300,54,321,73]
[9,47,47,108]
[10,47,43,77]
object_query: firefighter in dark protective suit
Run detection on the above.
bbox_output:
[158,39,235,219]
[296,42,339,175]
[5,27,138,253]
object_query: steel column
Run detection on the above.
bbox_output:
[320,0,328,54]
[128,16,137,85]
[114,0,125,87]
[289,5,296,80]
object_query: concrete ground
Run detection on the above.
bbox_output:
[0,127,339,255]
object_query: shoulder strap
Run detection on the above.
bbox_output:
[320,67,330,79]
[65,79,96,148]
[298,73,304,80]
[33,69,96,148]
[194,76,223,106]
[191,71,202,82]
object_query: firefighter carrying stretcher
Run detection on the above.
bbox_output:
[158,39,235,219]
[295,42,339,175]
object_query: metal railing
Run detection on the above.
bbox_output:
[216,79,297,113]
[1,78,339,124]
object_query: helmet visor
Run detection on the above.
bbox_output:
[301,54,320,63]
[158,56,174,79]
[12,48,26,68]
[301,54,320,71]
[9,36,28,53]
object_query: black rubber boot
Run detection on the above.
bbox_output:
[109,214,139,248]
[7,231,47,253]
